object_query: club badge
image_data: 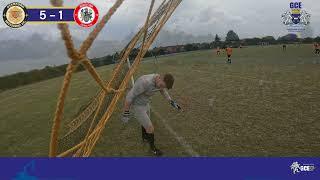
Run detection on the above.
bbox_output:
[3,2,28,28]
[74,2,99,28]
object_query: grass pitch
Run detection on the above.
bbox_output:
[0,44,319,157]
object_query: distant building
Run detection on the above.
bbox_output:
[154,45,185,54]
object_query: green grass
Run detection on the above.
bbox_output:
[0,44,319,157]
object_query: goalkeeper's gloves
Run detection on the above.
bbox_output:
[121,110,130,124]
[170,100,181,110]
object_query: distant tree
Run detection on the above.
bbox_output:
[129,49,139,60]
[144,50,152,58]
[302,37,313,43]
[242,37,261,46]
[192,43,200,51]
[152,47,166,56]
[151,47,159,56]
[314,36,320,42]
[213,34,221,48]
[114,52,120,60]
[214,34,221,43]
[262,36,276,44]
[200,43,211,50]
[158,48,166,55]
[185,44,194,51]
[278,34,298,43]
[226,30,240,42]
[102,55,114,65]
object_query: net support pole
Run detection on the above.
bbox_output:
[127,58,135,86]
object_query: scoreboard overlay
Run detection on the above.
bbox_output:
[26,7,75,24]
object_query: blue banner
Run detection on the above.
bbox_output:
[27,9,75,22]
[0,158,319,180]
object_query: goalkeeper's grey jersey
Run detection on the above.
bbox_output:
[126,74,170,106]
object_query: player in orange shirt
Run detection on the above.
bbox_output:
[226,46,233,64]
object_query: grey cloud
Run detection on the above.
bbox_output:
[1,0,320,40]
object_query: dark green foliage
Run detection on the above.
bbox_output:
[226,30,240,42]
[262,36,276,44]
[214,34,221,43]
[1,34,319,92]
[277,34,298,43]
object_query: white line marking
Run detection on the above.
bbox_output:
[152,109,200,157]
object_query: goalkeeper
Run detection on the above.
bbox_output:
[121,73,181,156]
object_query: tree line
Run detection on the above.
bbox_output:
[1,30,319,92]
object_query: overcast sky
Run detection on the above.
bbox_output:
[1,0,320,41]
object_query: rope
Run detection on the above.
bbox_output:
[79,92,107,156]
[80,0,181,157]
[58,24,79,61]
[49,0,124,157]
[50,0,63,7]
[79,0,125,54]
[81,0,156,156]
[50,0,182,157]
[49,60,77,157]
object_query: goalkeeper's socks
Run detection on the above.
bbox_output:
[146,133,163,156]
[141,126,148,142]
[146,133,155,149]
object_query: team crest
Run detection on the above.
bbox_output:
[2,2,28,28]
[281,2,310,26]
[281,2,311,33]
[74,2,99,28]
